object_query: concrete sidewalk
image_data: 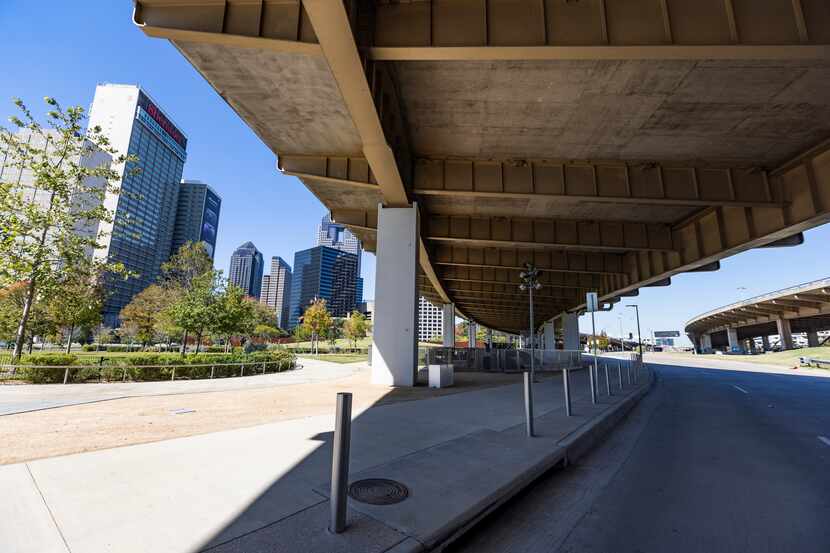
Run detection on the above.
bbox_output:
[1,361,651,553]
[0,357,359,416]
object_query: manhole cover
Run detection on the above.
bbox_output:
[348,478,409,505]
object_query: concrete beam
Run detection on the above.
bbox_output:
[369,0,830,56]
[415,159,785,209]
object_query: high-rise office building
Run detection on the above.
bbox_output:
[87,84,187,326]
[287,246,359,329]
[260,256,292,329]
[171,179,221,259]
[229,241,264,299]
[316,213,363,305]
[418,297,444,342]
[0,128,112,261]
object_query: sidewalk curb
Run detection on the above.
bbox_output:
[399,366,655,553]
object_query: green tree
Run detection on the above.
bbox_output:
[165,271,219,356]
[47,270,104,353]
[160,241,213,291]
[343,310,370,349]
[300,298,332,355]
[0,97,133,360]
[119,284,169,347]
[0,281,54,350]
[209,284,256,353]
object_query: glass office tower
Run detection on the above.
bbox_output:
[172,179,221,259]
[228,241,264,299]
[287,246,359,329]
[88,84,187,326]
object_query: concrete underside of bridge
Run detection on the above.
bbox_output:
[135,1,830,379]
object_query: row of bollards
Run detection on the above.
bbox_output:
[329,358,644,534]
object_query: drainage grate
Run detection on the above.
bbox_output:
[348,478,409,505]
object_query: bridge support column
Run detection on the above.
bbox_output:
[807,330,820,347]
[371,204,419,386]
[700,333,712,353]
[563,313,580,350]
[543,322,556,351]
[442,303,455,347]
[468,321,476,348]
[761,335,770,351]
[777,318,794,351]
[486,328,493,350]
[727,327,742,353]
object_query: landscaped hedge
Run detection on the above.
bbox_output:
[15,350,296,384]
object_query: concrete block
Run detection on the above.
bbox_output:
[428,364,453,388]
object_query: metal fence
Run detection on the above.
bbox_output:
[419,347,583,373]
[0,358,297,385]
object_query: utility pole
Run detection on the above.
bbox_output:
[627,304,643,358]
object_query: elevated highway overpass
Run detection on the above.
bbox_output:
[686,277,830,352]
[134,0,830,385]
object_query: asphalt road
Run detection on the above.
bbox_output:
[449,361,830,553]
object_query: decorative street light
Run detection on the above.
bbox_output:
[626,304,643,358]
[519,263,543,382]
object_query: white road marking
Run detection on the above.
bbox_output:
[732,385,749,394]
[819,436,830,447]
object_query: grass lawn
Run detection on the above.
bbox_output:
[298,353,368,364]
[667,346,830,368]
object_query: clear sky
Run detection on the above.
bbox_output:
[2,1,828,344]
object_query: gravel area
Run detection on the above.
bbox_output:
[0,367,520,465]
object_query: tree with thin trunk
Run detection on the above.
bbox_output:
[300,298,332,355]
[0,97,133,361]
[48,269,104,353]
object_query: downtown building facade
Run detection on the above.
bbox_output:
[0,128,113,261]
[418,297,443,342]
[228,241,264,299]
[287,245,359,329]
[171,179,221,259]
[260,256,292,329]
[88,84,188,326]
[317,214,363,306]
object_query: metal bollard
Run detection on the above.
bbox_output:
[617,362,623,390]
[330,392,353,533]
[604,362,611,396]
[210,365,215,379]
[524,371,535,437]
[123,367,127,382]
[240,364,244,377]
[63,367,70,385]
[562,368,572,417]
[589,361,597,404]
[627,362,632,386]
[262,362,266,375]
[171,367,176,381]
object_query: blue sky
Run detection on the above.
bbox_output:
[2,1,828,344]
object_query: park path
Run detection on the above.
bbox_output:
[0,357,359,415]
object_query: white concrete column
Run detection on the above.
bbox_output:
[371,204,419,386]
[562,312,580,350]
[442,303,455,347]
[777,318,794,350]
[543,321,556,350]
[468,321,476,348]
[486,328,493,349]
[727,327,741,353]
[807,330,820,347]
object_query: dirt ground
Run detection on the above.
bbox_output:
[0,368,521,465]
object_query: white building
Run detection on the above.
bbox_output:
[418,296,443,342]
[0,128,112,261]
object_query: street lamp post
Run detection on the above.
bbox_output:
[618,316,625,352]
[626,304,643,358]
[519,263,542,382]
